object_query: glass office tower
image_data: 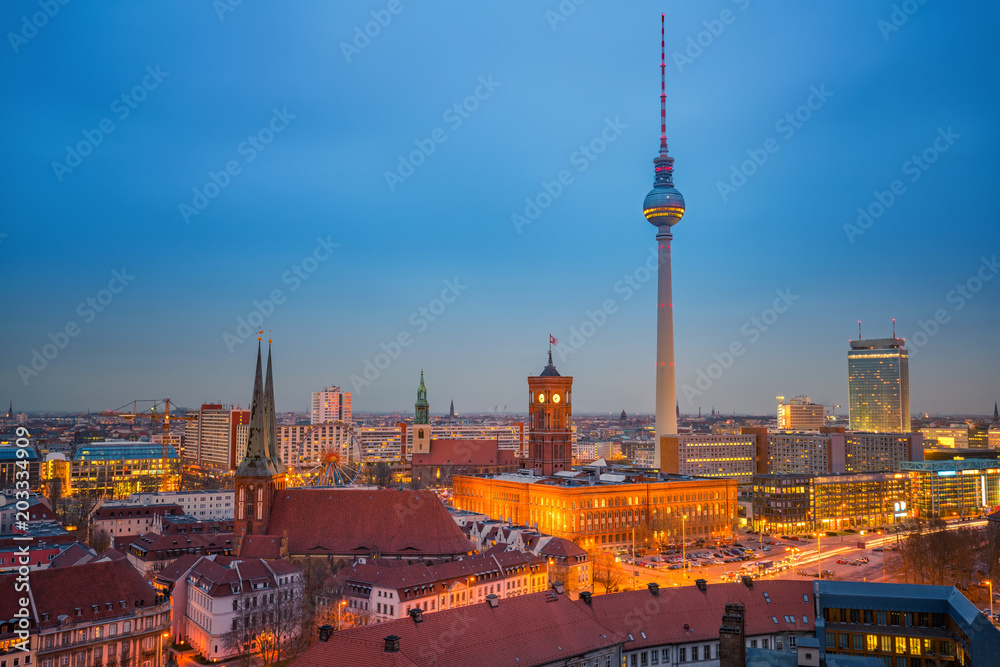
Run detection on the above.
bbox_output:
[848,338,910,433]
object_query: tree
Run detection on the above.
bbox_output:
[222,578,304,667]
[365,462,393,489]
[590,551,628,594]
[89,526,112,554]
[48,476,63,519]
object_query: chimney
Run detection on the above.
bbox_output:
[741,575,753,588]
[580,591,593,605]
[552,582,564,595]
[486,594,499,608]
[695,579,707,592]
[408,608,423,623]
[384,635,400,653]
[718,603,746,667]
[317,625,334,642]
[647,582,659,596]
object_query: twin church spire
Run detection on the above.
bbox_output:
[236,337,282,477]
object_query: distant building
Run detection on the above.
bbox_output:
[89,501,184,538]
[919,426,969,448]
[185,404,250,470]
[410,438,518,488]
[47,441,181,498]
[126,490,234,519]
[124,531,235,578]
[844,431,923,472]
[902,459,1000,519]
[848,337,910,433]
[778,396,826,430]
[310,385,351,425]
[660,433,757,484]
[0,444,41,491]
[0,492,57,533]
[767,431,845,475]
[453,465,738,550]
[752,472,909,533]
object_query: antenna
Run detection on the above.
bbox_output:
[892,318,896,338]
[660,14,667,152]
[858,321,861,340]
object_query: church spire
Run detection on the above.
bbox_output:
[994,401,999,423]
[264,340,282,472]
[415,370,429,424]
[236,338,279,477]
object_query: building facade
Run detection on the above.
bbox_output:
[848,338,910,433]
[453,470,738,549]
[844,432,923,473]
[125,491,234,520]
[902,459,1000,520]
[185,404,250,471]
[522,353,573,476]
[660,434,757,484]
[51,443,181,499]
[767,431,844,475]
[310,386,351,425]
[778,397,826,430]
[919,427,969,449]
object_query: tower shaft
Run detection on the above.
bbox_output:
[655,228,677,444]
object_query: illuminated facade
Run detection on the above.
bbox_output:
[452,471,738,549]
[311,385,351,425]
[752,472,909,533]
[901,459,1000,520]
[768,431,844,475]
[844,431,923,472]
[777,396,826,430]
[59,442,180,498]
[848,338,910,433]
[660,434,757,484]
[185,404,250,470]
[522,353,573,476]
[919,427,968,449]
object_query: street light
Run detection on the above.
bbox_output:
[682,515,688,579]
[814,531,822,580]
[337,600,346,630]
[985,580,994,621]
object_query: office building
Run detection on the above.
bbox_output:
[848,338,910,433]
[768,431,846,475]
[310,385,351,425]
[902,459,1000,520]
[185,404,251,470]
[919,426,969,449]
[845,431,923,472]
[125,490,234,519]
[46,442,181,498]
[778,396,826,430]
[815,580,1000,665]
[660,434,757,484]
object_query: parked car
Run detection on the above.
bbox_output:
[762,546,772,552]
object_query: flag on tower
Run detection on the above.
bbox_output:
[550,334,558,346]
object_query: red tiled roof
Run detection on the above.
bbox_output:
[48,542,96,568]
[127,531,234,560]
[92,504,184,520]
[8,558,160,630]
[536,536,587,560]
[293,589,623,667]
[240,534,282,559]
[411,439,507,467]
[183,555,301,597]
[576,579,815,649]
[153,553,203,588]
[261,489,472,559]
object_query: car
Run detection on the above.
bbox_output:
[837,559,847,565]
[858,557,869,564]
[766,540,777,545]
[762,546,772,552]
[873,547,884,552]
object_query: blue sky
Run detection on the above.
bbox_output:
[2,1,998,417]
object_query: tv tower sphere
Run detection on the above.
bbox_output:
[642,182,686,228]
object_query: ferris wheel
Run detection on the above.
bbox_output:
[290,421,363,486]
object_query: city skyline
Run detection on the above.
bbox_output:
[2,2,998,416]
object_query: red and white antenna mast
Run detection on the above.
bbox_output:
[660,14,667,153]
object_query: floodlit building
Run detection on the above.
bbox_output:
[848,338,910,433]
[660,434,757,484]
[901,459,1000,520]
[126,490,234,519]
[51,442,181,498]
[768,431,845,475]
[777,396,826,430]
[185,404,250,470]
[919,426,969,449]
[310,386,351,425]
[844,431,923,472]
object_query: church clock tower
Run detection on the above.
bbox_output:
[411,370,431,456]
[523,351,573,476]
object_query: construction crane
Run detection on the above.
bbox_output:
[101,399,195,484]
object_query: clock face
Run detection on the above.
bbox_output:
[537,393,546,403]
[552,393,561,404]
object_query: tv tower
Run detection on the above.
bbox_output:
[642,14,686,458]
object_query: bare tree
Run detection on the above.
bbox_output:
[89,526,112,554]
[590,551,628,594]
[223,578,304,666]
[48,476,63,519]
[365,462,393,489]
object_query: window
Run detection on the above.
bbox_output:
[750,640,757,649]
[762,639,768,649]
[877,610,887,626]
[839,633,849,649]
[867,634,877,651]
[662,649,669,662]
[825,633,835,648]
[776,638,783,650]
[853,634,863,650]
[880,635,891,652]
[651,651,658,665]
[691,647,698,661]
[895,636,906,654]
[679,648,685,662]
[630,655,637,667]
[789,637,796,648]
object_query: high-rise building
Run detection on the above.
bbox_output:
[844,431,922,472]
[310,386,351,425]
[767,430,846,475]
[522,352,573,476]
[186,404,251,470]
[660,434,757,484]
[643,16,685,460]
[777,396,826,430]
[848,337,910,433]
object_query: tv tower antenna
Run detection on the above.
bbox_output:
[660,14,668,153]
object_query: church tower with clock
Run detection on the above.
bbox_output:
[522,351,573,476]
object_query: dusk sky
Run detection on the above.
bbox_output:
[2,1,997,417]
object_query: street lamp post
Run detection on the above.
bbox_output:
[815,531,823,580]
[682,515,688,579]
[337,600,346,630]
[985,580,994,621]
